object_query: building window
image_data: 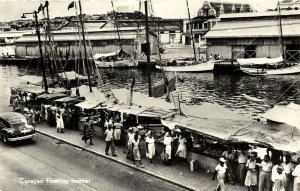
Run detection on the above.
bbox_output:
[244,45,256,58]
[203,22,208,29]
[186,24,189,30]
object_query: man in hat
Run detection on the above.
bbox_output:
[213,157,227,191]
[272,166,286,191]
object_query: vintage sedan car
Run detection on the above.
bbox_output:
[0,112,36,143]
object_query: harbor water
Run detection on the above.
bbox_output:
[1,63,300,120]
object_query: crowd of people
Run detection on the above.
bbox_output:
[10,90,300,191]
[213,147,300,191]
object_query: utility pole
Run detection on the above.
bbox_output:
[34,11,48,93]
[145,0,152,97]
[79,0,92,92]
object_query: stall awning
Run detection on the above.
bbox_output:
[71,85,106,102]
[75,100,102,109]
[55,96,84,103]
[12,84,45,95]
[38,93,67,100]
[172,115,300,153]
[260,103,300,129]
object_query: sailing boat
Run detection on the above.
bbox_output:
[155,0,215,72]
[93,1,138,68]
[238,3,300,75]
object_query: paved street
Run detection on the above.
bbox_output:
[0,135,184,191]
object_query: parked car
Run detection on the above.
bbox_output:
[0,112,36,143]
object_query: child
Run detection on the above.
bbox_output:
[212,157,227,191]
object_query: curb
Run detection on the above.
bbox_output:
[36,130,196,191]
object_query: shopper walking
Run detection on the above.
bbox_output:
[245,154,257,191]
[259,155,273,191]
[281,155,294,191]
[83,118,95,145]
[292,157,300,191]
[146,131,155,166]
[175,134,187,165]
[104,124,114,155]
[132,133,144,167]
[164,132,173,165]
[213,157,227,191]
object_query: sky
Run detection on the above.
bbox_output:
[0,0,279,22]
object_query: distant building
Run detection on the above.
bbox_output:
[59,16,185,45]
[15,27,158,58]
[184,1,252,47]
[0,23,11,32]
[280,0,300,10]
[204,11,300,62]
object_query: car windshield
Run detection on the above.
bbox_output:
[9,117,28,129]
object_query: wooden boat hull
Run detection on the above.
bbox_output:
[240,64,300,75]
[155,61,214,72]
[95,59,138,68]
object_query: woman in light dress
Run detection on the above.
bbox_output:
[245,154,257,191]
[175,134,187,164]
[56,105,65,133]
[164,132,173,165]
[132,133,144,168]
[146,131,156,166]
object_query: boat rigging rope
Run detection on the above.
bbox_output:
[273,74,300,104]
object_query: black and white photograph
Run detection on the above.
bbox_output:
[0,0,300,190]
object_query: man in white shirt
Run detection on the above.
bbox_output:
[104,125,115,156]
[258,155,273,191]
[213,157,227,191]
[281,155,294,191]
[292,157,300,191]
[236,150,248,185]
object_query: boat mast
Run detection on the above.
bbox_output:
[34,11,48,93]
[44,1,55,86]
[111,0,123,51]
[145,0,152,97]
[278,1,285,61]
[78,0,92,92]
[186,0,197,61]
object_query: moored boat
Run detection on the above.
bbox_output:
[93,50,138,68]
[155,60,215,72]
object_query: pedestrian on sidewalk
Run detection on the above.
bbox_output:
[292,157,300,191]
[175,134,187,165]
[237,149,248,186]
[222,147,235,184]
[83,118,95,145]
[272,166,286,191]
[105,124,116,156]
[113,119,123,146]
[281,154,294,191]
[132,133,144,168]
[213,157,227,191]
[146,131,155,166]
[245,154,257,191]
[110,126,117,157]
[258,155,273,191]
[164,132,173,165]
[56,105,65,133]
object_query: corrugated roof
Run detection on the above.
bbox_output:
[204,19,300,38]
[219,10,300,19]
[16,33,138,43]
